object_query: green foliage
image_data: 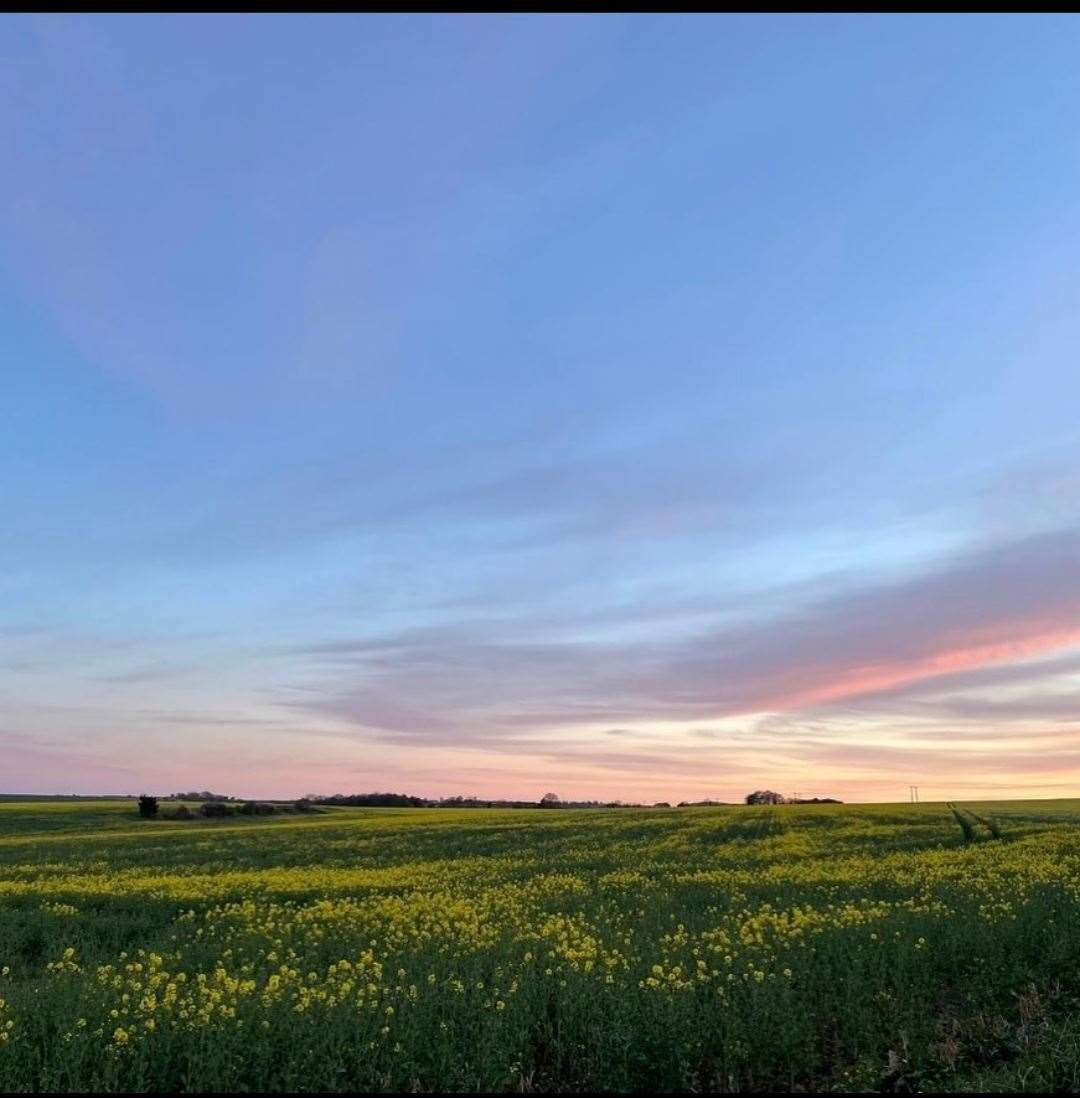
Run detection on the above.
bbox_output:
[949,803,978,842]
[972,811,1005,840]
[949,804,1006,843]
[0,798,1077,1091]
[239,801,276,816]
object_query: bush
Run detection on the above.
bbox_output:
[200,801,233,818]
[239,801,276,815]
[294,799,316,813]
[137,795,158,819]
[171,804,193,820]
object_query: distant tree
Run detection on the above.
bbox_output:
[439,795,481,808]
[653,802,671,808]
[745,790,786,805]
[137,794,158,819]
[315,792,426,808]
[539,792,561,808]
[200,801,233,818]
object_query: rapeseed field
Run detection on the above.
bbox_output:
[2,799,1080,1092]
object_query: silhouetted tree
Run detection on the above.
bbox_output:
[137,794,158,818]
[539,792,561,808]
[315,792,426,807]
[745,790,786,805]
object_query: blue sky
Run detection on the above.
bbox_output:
[4,14,1080,801]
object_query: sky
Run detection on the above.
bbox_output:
[3,14,1080,803]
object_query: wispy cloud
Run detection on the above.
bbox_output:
[285,524,1080,746]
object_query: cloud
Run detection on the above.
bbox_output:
[285,524,1080,746]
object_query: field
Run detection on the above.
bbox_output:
[3,800,1080,1092]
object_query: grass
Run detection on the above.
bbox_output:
[2,798,1080,1091]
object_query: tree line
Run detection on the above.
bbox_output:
[137,790,841,818]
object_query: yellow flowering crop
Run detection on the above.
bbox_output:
[1,797,1079,1091]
